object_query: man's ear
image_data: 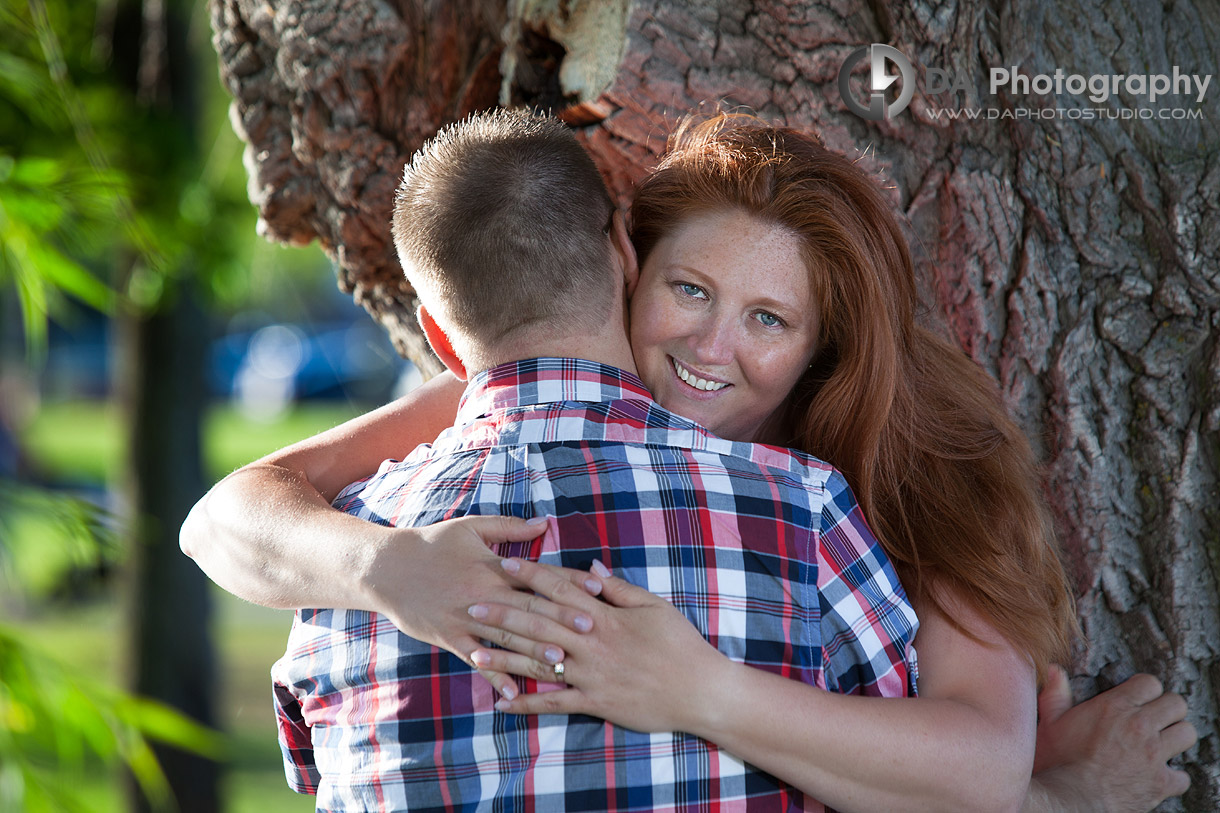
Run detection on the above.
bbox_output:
[609,210,640,297]
[417,305,468,381]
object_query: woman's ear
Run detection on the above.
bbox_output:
[417,305,468,381]
[609,210,640,297]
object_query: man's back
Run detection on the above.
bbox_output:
[273,358,916,812]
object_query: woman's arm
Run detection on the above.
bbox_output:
[180,371,603,690]
[472,559,1036,813]
[472,562,1197,813]
[179,371,467,609]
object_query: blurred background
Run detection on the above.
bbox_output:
[1,0,419,809]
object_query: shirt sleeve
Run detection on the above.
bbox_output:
[274,679,321,795]
[816,467,919,697]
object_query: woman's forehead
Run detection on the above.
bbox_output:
[650,210,812,305]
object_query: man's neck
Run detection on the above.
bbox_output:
[471,332,639,380]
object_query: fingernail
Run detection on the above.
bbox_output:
[500,558,520,574]
[500,683,517,700]
[590,560,611,578]
[468,604,488,620]
[495,700,511,712]
[470,650,491,667]
[544,647,563,664]
[574,614,593,633]
[525,516,547,526]
[583,578,603,596]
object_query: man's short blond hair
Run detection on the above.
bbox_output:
[392,109,615,352]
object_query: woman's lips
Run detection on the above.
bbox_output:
[670,356,731,395]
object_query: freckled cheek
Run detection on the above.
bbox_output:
[630,306,685,384]
[629,302,664,351]
[743,345,812,393]
[649,307,701,351]
[743,344,789,379]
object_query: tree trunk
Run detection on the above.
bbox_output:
[117,0,221,809]
[118,285,220,813]
[209,0,1220,807]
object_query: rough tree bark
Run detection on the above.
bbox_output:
[209,0,1219,807]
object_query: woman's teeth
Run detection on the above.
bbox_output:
[672,358,728,392]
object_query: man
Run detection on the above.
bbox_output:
[265,108,916,810]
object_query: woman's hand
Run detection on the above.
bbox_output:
[1027,667,1197,812]
[468,558,731,734]
[365,515,604,702]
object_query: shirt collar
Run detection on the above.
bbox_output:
[455,357,654,424]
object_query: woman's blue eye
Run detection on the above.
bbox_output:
[678,283,707,299]
[755,312,782,328]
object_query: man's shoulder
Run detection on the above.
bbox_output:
[330,399,843,512]
[687,434,835,489]
[563,399,837,490]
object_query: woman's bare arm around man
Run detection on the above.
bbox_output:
[178,371,581,673]
[470,559,1196,813]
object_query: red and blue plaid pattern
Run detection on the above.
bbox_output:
[273,358,917,812]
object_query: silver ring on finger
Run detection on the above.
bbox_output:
[552,661,566,682]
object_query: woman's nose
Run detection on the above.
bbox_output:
[689,317,735,367]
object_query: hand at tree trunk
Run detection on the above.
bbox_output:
[1029,667,1196,812]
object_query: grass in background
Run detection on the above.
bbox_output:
[9,397,368,811]
[20,399,365,485]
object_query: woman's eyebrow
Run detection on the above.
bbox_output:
[666,265,807,315]
[666,263,711,278]
[746,290,809,316]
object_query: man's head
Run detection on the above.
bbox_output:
[392,109,620,374]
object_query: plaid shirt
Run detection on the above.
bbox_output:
[272,358,917,812]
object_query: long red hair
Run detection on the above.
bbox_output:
[631,115,1077,680]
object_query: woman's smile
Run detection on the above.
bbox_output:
[669,356,731,394]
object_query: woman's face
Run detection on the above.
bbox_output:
[629,209,820,443]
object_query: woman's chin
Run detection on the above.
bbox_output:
[666,398,755,442]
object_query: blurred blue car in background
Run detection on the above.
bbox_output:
[210,319,417,412]
[34,310,418,410]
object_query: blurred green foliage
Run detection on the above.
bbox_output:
[19,399,364,486]
[0,625,224,811]
[0,154,121,351]
[0,0,332,352]
[0,0,127,358]
[0,0,385,803]
[13,588,316,812]
[0,480,215,811]
[0,479,119,598]
[0,0,301,807]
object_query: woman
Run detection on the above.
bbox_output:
[181,115,1195,811]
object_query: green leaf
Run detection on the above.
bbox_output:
[8,155,65,187]
[0,185,65,232]
[10,249,49,360]
[0,55,62,126]
[26,241,113,312]
[115,695,226,758]
[0,481,119,600]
